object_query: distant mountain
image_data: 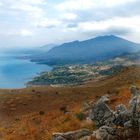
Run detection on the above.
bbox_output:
[32,35,140,65]
[40,44,56,52]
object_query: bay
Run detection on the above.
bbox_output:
[0,53,51,88]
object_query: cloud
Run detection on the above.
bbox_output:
[20,0,46,5]
[61,13,78,20]
[1,0,46,6]
[55,0,140,22]
[55,0,137,11]
[64,16,140,40]
[0,29,34,37]
[0,2,3,6]
[9,2,44,24]
[10,3,43,13]
[37,18,62,28]
[0,0,140,47]
[20,29,33,37]
[56,0,94,11]
[0,0,47,24]
[84,27,133,37]
[67,23,78,28]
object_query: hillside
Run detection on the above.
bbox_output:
[0,66,140,140]
[27,51,140,87]
[31,35,140,65]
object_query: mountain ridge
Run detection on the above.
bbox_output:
[32,35,140,65]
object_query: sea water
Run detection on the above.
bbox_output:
[0,53,51,88]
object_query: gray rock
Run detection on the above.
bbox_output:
[124,121,133,129]
[91,86,140,139]
[78,135,94,140]
[52,133,66,140]
[81,101,91,112]
[115,104,127,113]
[130,85,140,96]
[93,126,117,140]
[90,96,113,127]
[138,118,140,131]
[128,86,140,118]
[113,110,130,126]
[52,129,92,140]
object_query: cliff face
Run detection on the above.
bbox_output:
[52,86,140,140]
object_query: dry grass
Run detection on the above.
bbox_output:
[0,66,139,140]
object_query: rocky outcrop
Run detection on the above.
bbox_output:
[91,85,140,140]
[52,86,140,140]
[90,96,113,127]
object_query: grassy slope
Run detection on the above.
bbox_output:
[0,66,140,140]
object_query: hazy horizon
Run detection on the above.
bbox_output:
[1,35,140,51]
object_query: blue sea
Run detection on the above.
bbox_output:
[0,53,51,88]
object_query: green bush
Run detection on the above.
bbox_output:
[75,112,85,121]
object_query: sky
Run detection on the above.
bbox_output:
[0,0,140,48]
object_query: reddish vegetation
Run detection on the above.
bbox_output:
[0,67,139,140]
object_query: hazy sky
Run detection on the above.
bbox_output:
[0,0,140,48]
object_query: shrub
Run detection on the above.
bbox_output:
[75,112,85,121]
[15,118,20,122]
[32,89,35,92]
[60,106,67,114]
[39,111,45,115]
